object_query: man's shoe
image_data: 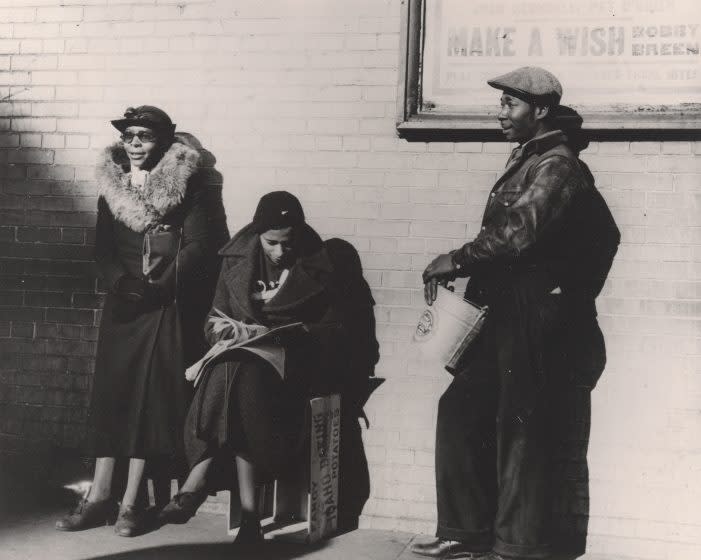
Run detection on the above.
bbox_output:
[55,498,116,531]
[411,537,488,559]
[114,503,148,537]
[156,490,207,525]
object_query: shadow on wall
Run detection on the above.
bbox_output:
[324,237,382,529]
[549,105,593,556]
[550,386,592,556]
[549,105,618,556]
[166,131,230,368]
[175,131,230,254]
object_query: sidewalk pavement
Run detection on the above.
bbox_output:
[2,501,415,560]
[1,503,602,560]
[0,454,601,560]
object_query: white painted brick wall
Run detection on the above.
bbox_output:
[1,2,700,559]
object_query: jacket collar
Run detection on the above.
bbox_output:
[518,129,568,159]
[220,225,332,319]
[497,129,569,186]
[96,140,200,232]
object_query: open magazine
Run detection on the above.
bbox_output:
[185,309,307,386]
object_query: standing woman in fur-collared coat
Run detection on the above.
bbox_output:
[56,106,228,537]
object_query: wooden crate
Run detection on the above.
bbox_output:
[228,394,341,544]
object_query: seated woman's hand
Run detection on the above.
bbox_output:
[208,316,269,343]
[239,322,269,342]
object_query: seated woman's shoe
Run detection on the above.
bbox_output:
[156,490,207,525]
[114,503,149,537]
[233,515,264,545]
[272,511,299,524]
[55,497,116,531]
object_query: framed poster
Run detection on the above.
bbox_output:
[397,0,701,138]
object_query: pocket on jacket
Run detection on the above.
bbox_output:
[494,187,523,207]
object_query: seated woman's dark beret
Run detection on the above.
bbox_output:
[252,191,305,233]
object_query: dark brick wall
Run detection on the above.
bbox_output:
[0,137,99,454]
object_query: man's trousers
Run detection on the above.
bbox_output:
[435,296,560,559]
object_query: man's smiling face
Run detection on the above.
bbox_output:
[497,93,540,144]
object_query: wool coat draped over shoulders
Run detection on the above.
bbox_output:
[208,225,374,387]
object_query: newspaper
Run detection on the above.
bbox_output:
[185,308,306,386]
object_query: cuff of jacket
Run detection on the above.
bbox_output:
[450,246,471,275]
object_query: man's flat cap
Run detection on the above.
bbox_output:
[488,66,562,106]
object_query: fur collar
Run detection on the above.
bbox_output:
[96,140,200,232]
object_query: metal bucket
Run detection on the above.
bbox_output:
[413,285,487,372]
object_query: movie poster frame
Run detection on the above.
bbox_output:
[396,0,701,140]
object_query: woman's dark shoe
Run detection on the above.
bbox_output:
[411,537,489,558]
[156,490,207,525]
[114,503,149,537]
[55,498,116,531]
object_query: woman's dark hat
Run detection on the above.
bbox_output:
[111,105,176,136]
[251,191,305,233]
[488,66,563,107]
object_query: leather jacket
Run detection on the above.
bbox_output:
[452,130,585,277]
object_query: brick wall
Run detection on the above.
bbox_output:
[0,1,699,558]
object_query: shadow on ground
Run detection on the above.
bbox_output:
[81,541,327,560]
[1,443,588,560]
[0,451,414,560]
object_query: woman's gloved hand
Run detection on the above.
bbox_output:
[113,276,171,323]
[116,275,171,305]
[115,275,147,302]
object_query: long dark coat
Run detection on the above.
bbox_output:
[88,137,228,461]
[185,224,378,524]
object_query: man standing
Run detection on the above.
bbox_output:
[412,67,619,559]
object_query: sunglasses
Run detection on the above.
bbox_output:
[120,131,157,143]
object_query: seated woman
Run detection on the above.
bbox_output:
[158,191,378,541]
